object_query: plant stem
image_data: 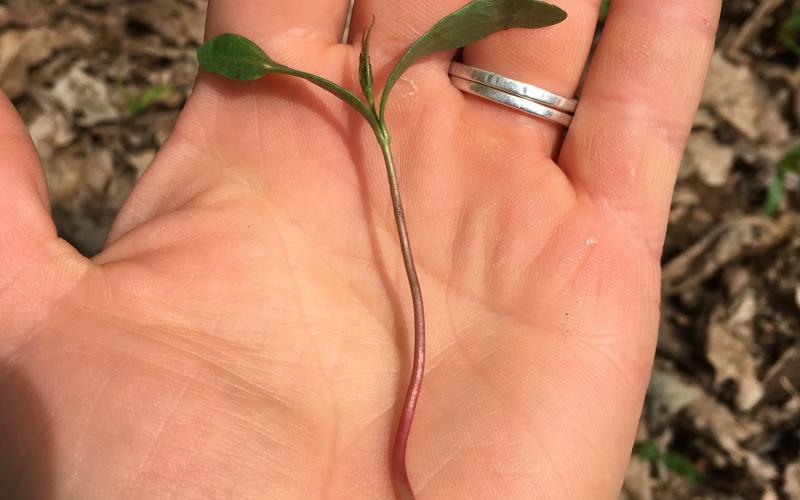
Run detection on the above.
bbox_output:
[375,124,426,500]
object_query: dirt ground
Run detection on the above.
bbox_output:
[1,1,799,499]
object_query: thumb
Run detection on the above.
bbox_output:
[0,92,85,349]
[0,92,53,251]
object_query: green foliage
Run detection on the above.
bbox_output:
[197,1,567,133]
[635,442,701,484]
[125,84,174,116]
[764,145,800,216]
[197,33,275,81]
[779,13,800,58]
[379,0,567,119]
[198,33,376,126]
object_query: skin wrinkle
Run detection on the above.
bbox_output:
[262,193,405,331]
[3,249,91,361]
[327,257,395,332]
[413,446,465,498]
[81,271,251,359]
[616,0,721,39]
[206,402,292,451]
[337,405,395,463]
[48,316,293,445]
[517,209,580,299]
[319,380,338,499]
[416,373,560,499]
[552,232,601,300]
[220,206,336,496]
[414,352,502,489]
[65,368,120,500]
[446,200,469,290]
[574,93,694,150]
[580,181,671,262]
[121,376,195,499]
[77,310,295,411]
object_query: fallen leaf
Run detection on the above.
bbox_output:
[706,289,764,411]
[703,53,761,140]
[686,394,761,465]
[683,131,736,187]
[647,369,704,428]
[786,461,800,500]
[51,63,119,126]
[763,345,800,402]
[0,28,61,98]
[663,215,799,295]
[129,0,205,46]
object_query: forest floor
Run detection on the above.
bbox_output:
[1,1,799,498]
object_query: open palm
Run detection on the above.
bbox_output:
[0,1,721,498]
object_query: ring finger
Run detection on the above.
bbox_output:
[462,0,601,154]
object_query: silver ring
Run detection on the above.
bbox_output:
[341,0,355,43]
[449,62,577,114]
[449,76,573,128]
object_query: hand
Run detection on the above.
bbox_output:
[0,1,721,498]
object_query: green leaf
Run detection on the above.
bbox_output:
[198,34,378,127]
[125,84,174,117]
[360,18,376,111]
[635,442,659,461]
[197,33,274,81]
[777,145,800,173]
[763,145,800,216]
[764,170,786,217]
[635,442,701,484]
[660,452,701,484]
[780,13,800,58]
[379,0,567,119]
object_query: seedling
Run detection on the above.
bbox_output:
[780,12,800,58]
[197,1,567,497]
[764,145,800,217]
[635,441,701,484]
[124,84,175,117]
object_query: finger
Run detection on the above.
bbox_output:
[462,0,601,153]
[0,92,83,352]
[205,0,353,46]
[559,0,721,248]
[0,92,55,256]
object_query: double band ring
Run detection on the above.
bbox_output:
[449,62,578,128]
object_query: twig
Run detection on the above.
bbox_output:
[725,0,786,63]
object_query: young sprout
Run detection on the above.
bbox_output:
[780,12,800,58]
[764,145,800,217]
[197,1,567,498]
[125,84,175,117]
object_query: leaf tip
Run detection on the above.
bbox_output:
[545,2,569,24]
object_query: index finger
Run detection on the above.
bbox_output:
[559,0,722,250]
[205,0,351,45]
